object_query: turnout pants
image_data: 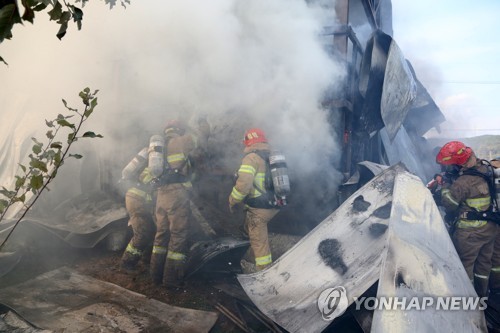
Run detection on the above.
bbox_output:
[245,207,279,271]
[452,221,497,297]
[150,183,191,286]
[121,193,155,269]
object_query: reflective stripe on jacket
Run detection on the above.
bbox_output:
[127,168,154,201]
[230,142,271,205]
[163,131,204,187]
[441,162,491,228]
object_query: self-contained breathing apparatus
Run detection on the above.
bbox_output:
[147,134,190,189]
[122,147,149,180]
[459,160,500,224]
[243,149,291,209]
[117,147,150,196]
[432,159,500,227]
[148,135,165,179]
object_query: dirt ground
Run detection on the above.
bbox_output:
[0,229,279,333]
[72,249,246,333]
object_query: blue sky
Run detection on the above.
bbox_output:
[392,0,500,138]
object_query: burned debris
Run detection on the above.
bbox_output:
[1,1,499,333]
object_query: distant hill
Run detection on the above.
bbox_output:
[427,135,500,160]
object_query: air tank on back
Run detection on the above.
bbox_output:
[269,150,290,205]
[121,147,148,180]
[148,134,165,178]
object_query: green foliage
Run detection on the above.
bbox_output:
[0,87,102,250]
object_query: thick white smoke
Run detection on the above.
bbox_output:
[0,0,346,215]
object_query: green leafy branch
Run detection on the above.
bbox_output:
[0,87,103,251]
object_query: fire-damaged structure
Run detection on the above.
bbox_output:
[1,0,499,332]
[323,0,444,187]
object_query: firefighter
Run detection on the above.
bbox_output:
[149,118,210,287]
[436,141,498,297]
[228,128,280,271]
[118,149,156,272]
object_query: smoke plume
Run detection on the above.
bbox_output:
[1,0,346,222]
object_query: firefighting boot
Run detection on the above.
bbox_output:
[120,251,141,273]
[474,275,489,298]
[240,259,256,274]
[163,258,186,289]
[149,253,166,285]
[120,243,143,272]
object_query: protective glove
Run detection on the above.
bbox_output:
[229,204,235,214]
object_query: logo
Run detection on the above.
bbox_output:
[317,286,349,321]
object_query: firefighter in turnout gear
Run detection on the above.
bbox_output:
[149,118,210,287]
[436,141,499,297]
[118,149,156,272]
[229,128,280,271]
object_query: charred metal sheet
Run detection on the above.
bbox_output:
[8,191,130,249]
[371,172,487,333]
[340,161,389,218]
[381,39,417,141]
[0,309,48,332]
[379,126,429,182]
[39,190,127,234]
[237,163,407,333]
[0,216,127,250]
[357,160,389,178]
[0,267,218,332]
[358,29,391,135]
[358,29,417,141]
[344,161,389,186]
[57,219,128,249]
[403,62,446,137]
[185,237,250,278]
